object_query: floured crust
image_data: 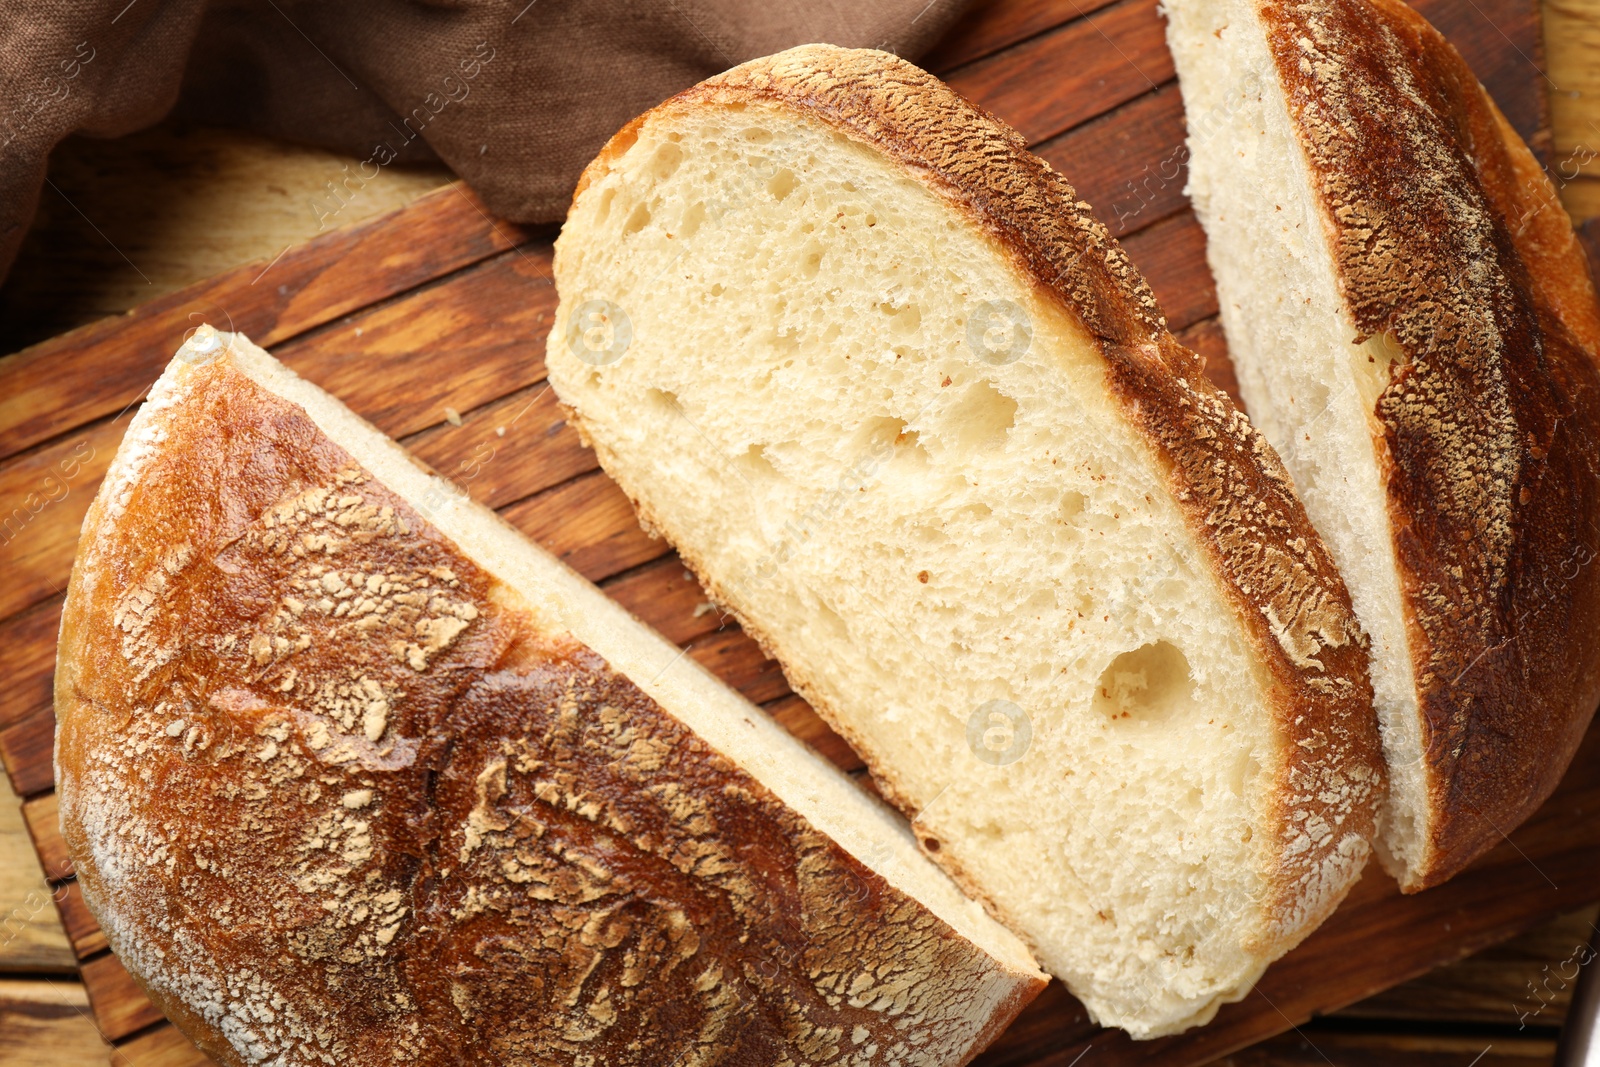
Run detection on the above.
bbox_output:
[54,348,1042,1067]
[568,44,1384,970]
[1259,0,1600,889]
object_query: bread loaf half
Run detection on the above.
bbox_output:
[54,326,1046,1067]
[1166,0,1600,891]
[545,45,1385,1037]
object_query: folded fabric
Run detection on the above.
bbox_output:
[0,0,965,285]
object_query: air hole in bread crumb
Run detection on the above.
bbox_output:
[735,443,779,481]
[885,303,921,336]
[800,241,824,279]
[768,168,798,201]
[852,416,905,457]
[649,141,684,181]
[1229,753,1260,800]
[741,127,773,144]
[645,387,681,414]
[950,380,1017,451]
[1093,641,1194,726]
[813,599,849,644]
[1060,490,1086,523]
[623,202,652,236]
[679,201,707,240]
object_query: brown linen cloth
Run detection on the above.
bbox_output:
[0,0,968,285]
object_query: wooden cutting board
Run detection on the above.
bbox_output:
[3,2,1597,1064]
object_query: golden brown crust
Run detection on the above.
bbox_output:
[55,353,1040,1067]
[571,45,1384,955]
[1259,0,1600,888]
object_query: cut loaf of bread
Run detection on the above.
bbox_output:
[54,326,1046,1067]
[1166,0,1600,890]
[546,45,1385,1037]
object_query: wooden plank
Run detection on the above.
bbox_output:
[1547,0,1600,172]
[925,0,1123,71]
[270,246,555,441]
[502,471,668,584]
[1337,905,1600,1027]
[603,554,722,646]
[21,793,69,883]
[80,953,161,1042]
[689,627,791,706]
[0,249,557,630]
[54,882,108,961]
[0,184,532,463]
[0,979,109,1067]
[0,773,73,974]
[0,421,119,623]
[1036,85,1189,239]
[1201,1030,1556,1066]
[117,1024,217,1067]
[0,122,453,357]
[0,708,55,799]
[945,0,1174,147]
[0,596,63,734]
[401,382,593,512]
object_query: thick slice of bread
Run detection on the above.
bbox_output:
[54,326,1045,1067]
[1166,0,1600,891]
[545,45,1385,1037]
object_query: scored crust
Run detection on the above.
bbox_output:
[54,337,1043,1067]
[1257,0,1600,888]
[565,45,1384,971]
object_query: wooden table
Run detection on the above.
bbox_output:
[2,1,1599,1063]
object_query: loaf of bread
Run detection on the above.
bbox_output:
[1166,0,1600,890]
[545,44,1385,1037]
[54,326,1046,1067]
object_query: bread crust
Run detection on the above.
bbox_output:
[54,348,1041,1067]
[1258,0,1600,889]
[566,45,1384,972]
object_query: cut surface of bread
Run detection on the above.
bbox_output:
[1166,0,1600,890]
[545,45,1384,1038]
[54,326,1044,1067]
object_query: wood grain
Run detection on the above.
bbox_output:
[78,956,160,1043]
[53,884,109,962]
[924,0,1125,70]
[0,980,108,1066]
[0,709,55,800]
[0,187,532,463]
[0,774,73,975]
[115,1025,214,1067]
[0,125,453,355]
[0,596,64,734]
[1337,905,1600,1027]
[1210,1031,1557,1065]
[945,0,1175,145]
[0,0,1596,1065]
[19,794,69,884]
